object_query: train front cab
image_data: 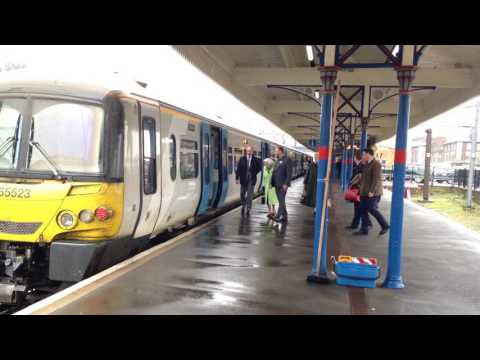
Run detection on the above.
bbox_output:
[0,93,132,303]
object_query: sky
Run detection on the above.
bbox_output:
[378,96,480,148]
[0,45,311,154]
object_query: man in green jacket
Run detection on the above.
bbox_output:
[354,148,390,236]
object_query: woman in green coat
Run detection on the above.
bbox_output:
[263,158,279,219]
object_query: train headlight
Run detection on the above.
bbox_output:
[57,210,77,229]
[79,209,94,223]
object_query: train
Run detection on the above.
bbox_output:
[0,73,310,304]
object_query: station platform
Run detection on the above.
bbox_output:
[16,178,480,315]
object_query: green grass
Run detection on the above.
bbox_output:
[412,187,480,233]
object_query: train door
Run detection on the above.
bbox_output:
[217,128,229,206]
[133,103,162,244]
[209,126,222,207]
[197,122,211,216]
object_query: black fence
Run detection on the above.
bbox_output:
[454,169,480,190]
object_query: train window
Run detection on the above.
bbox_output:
[169,135,177,181]
[142,117,156,194]
[228,147,233,174]
[180,152,199,179]
[28,99,104,174]
[0,98,24,170]
[180,138,198,180]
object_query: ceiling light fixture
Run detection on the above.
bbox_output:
[393,45,400,57]
[306,45,314,61]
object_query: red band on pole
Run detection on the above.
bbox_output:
[394,149,407,164]
[318,147,329,160]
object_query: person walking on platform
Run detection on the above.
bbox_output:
[262,158,279,219]
[354,148,390,236]
[271,146,292,223]
[236,145,261,217]
[346,152,372,230]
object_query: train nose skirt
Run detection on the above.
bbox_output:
[0,221,42,235]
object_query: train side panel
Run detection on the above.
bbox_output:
[153,107,201,235]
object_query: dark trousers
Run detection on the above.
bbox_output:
[360,196,389,232]
[240,181,254,210]
[276,187,288,220]
[351,201,372,228]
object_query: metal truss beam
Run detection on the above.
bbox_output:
[233,67,472,88]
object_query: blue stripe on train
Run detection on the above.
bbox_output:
[218,128,229,206]
[196,122,210,216]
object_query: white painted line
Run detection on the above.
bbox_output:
[14,204,244,315]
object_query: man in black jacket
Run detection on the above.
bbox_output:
[272,146,292,223]
[235,146,261,216]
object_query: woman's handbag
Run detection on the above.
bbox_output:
[261,186,266,204]
[344,187,360,202]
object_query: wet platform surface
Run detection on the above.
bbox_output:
[51,179,350,315]
[46,178,480,315]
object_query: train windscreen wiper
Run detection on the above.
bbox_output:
[29,141,68,180]
[0,137,15,159]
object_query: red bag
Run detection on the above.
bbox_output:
[344,187,360,202]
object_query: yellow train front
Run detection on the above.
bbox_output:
[0,78,129,304]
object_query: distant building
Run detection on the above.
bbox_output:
[410,136,448,166]
[440,140,480,166]
[375,146,395,168]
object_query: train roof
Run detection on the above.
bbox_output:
[0,69,146,101]
[0,70,311,156]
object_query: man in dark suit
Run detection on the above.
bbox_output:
[235,146,261,216]
[354,148,390,236]
[272,146,292,223]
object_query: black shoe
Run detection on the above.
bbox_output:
[246,210,250,216]
[345,225,357,230]
[353,230,368,236]
[379,225,390,235]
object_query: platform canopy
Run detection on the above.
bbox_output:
[174,45,480,149]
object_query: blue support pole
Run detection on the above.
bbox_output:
[308,89,334,283]
[360,127,368,150]
[347,147,353,183]
[383,92,410,289]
